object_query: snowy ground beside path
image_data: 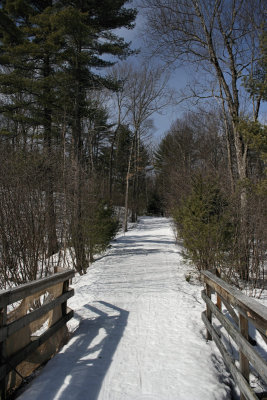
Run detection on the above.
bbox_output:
[18,217,231,400]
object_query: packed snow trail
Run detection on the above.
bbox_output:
[18,217,230,400]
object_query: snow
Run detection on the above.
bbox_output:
[18,217,231,400]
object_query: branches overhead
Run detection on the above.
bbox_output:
[110,62,172,135]
[141,0,265,112]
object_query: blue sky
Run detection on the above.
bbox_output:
[115,7,191,142]
[115,2,267,142]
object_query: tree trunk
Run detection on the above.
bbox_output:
[72,53,88,274]
[108,127,119,203]
[131,131,140,223]
[196,2,250,279]
[43,54,59,257]
[219,84,235,194]
[124,135,135,232]
[233,124,249,280]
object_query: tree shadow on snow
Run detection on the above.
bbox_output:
[106,234,178,258]
[109,246,174,258]
[22,301,129,400]
[117,234,176,246]
[95,235,178,260]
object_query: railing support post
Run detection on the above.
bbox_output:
[0,306,7,400]
[215,268,222,311]
[206,284,212,341]
[61,279,69,316]
[239,313,250,400]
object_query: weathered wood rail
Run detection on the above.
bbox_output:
[0,269,75,399]
[201,270,267,400]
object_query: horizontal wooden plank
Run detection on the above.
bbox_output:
[0,310,73,381]
[0,270,75,308]
[0,289,74,342]
[202,290,267,383]
[202,311,258,400]
[202,271,267,336]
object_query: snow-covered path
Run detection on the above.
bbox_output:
[18,217,230,400]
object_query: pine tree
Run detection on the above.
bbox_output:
[0,0,67,256]
[0,0,137,274]
[0,8,23,42]
[55,0,136,272]
[174,176,232,271]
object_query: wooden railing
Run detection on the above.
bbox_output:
[0,269,75,399]
[201,270,267,400]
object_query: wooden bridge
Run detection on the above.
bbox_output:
[0,269,74,399]
[202,270,267,400]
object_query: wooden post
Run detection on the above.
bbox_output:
[215,268,222,311]
[0,306,7,400]
[61,279,69,316]
[239,313,249,400]
[206,284,212,341]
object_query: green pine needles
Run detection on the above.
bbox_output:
[0,0,137,280]
[173,176,233,271]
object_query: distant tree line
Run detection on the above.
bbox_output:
[0,0,167,287]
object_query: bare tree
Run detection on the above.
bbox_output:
[0,145,66,287]
[111,62,172,230]
[141,0,265,278]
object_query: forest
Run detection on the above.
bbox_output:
[0,0,266,291]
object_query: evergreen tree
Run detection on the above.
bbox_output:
[0,0,137,275]
[55,0,136,272]
[0,8,23,42]
[174,176,232,271]
[86,200,119,262]
[0,0,68,256]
